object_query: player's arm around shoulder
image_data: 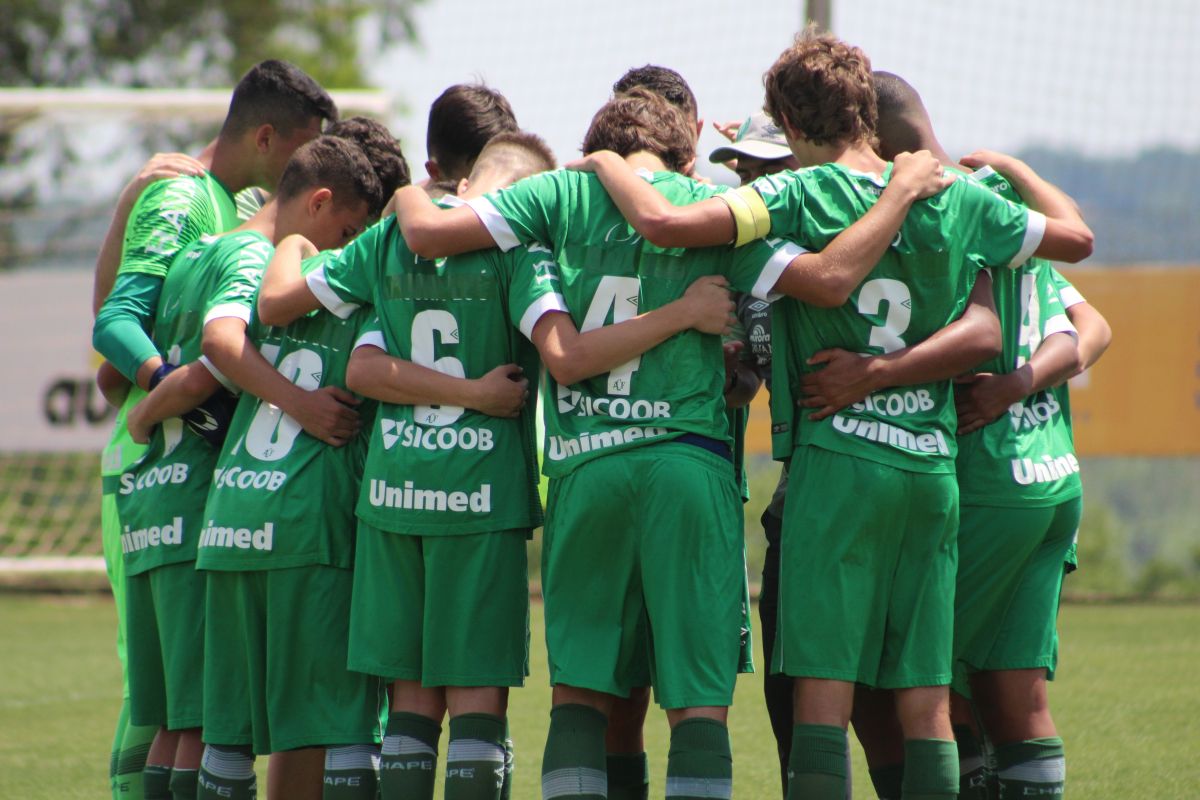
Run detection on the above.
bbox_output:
[960,150,1093,263]
[392,185,495,259]
[769,150,952,306]
[125,361,221,444]
[567,150,735,248]
[258,234,323,326]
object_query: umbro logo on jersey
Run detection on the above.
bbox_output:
[747,300,769,313]
[603,223,643,245]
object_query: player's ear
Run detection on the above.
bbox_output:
[456,177,470,197]
[695,118,704,141]
[425,159,442,182]
[254,124,276,154]
[307,187,333,216]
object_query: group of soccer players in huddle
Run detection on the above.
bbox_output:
[89,25,1111,800]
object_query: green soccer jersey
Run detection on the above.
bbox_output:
[956,167,1083,506]
[468,168,799,477]
[116,230,273,575]
[307,211,560,535]
[118,173,240,279]
[754,163,1044,473]
[198,251,377,570]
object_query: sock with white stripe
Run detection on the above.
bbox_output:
[379,712,441,800]
[323,744,380,800]
[954,724,991,800]
[169,767,199,800]
[606,752,649,800]
[900,739,958,800]
[144,764,174,800]
[786,724,847,800]
[445,713,507,800]
[995,737,1064,799]
[665,718,732,799]
[541,704,608,800]
[196,745,256,800]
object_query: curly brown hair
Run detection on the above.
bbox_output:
[763,26,877,148]
[581,88,695,174]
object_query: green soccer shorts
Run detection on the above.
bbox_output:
[953,497,1082,687]
[774,446,959,689]
[542,441,744,710]
[202,565,387,754]
[125,561,207,730]
[347,523,530,687]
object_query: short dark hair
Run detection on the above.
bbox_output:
[221,60,338,138]
[582,88,694,175]
[275,136,382,214]
[471,131,557,182]
[763,27,877,147]
[871,71,927,159]
[326,116,412,198]
[426,83,519,181]
[612,65,698,124]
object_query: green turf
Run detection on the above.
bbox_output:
[0,594,1196,798]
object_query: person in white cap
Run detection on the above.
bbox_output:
[709,113,800,185]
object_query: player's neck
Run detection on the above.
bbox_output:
[208,137,255,194]
[237,199,278,240]
[830,139,888,176]
[623,151,670,174]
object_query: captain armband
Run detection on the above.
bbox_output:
[719,186,772,247]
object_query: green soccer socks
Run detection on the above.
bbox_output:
[445,713,507,800]
[196,745,256,800]
[901,739,958,800]
[541,704,608,799]
[606,751,649,800]
[786,724,848,800]
[380,712,441,800]
[323,744,379,800]
[665,718,732,799]
[996,737,1065,799]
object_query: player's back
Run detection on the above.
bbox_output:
[477,168,789,476]
[322,214,545,536]
[757,163,1035,472]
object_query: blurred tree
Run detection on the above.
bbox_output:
[0,0,425,88]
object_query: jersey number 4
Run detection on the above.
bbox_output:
[581,275,641,395]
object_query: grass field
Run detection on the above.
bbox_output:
[1,594,1197,798]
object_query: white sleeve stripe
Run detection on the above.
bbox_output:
[519,293,569,339]
[1043,313,1078,340]
[1059,285,1086,308]
[306,267,360,319]
[203,303,252,326]
[752,241,807,302]
[1009,210,1046,268]
[353,330,387,351]
[465,196,521,252]
[197,355,238,391]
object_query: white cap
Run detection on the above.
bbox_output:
[709,113,793,163]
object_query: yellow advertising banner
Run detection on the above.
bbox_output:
[744,266,1200,457]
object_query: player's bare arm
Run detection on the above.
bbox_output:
[345,346,528,419]
[96,361,132,408]
[959,150,1094,263]
[722,341,761,409]
[1065,301,1112,373]
[392,185,495,259]
[125,361,221,443]
[202,315,361,446]
[800,272,1003,420]
[566,148,949,255]
[531,275,735,387]
[257,234,324,327]
[954,327,1082,434]
[92,153,206,316]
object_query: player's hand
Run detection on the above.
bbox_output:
[277,233,319,261]
[723,340,744,382]
[290,386,361,446]
[959,149,1022,174]
[471,364,528,418]
[681,275,735,335]
[890,150,953,200]
[182,388,238,449]
[123,153,206,201]
[800,348,881,420]
[954,371,1022,434]
[712,120,741,143]
[564,151,620,173]
[126,401,154,445]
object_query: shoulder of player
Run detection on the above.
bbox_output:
[130,172,213,215]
